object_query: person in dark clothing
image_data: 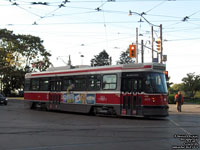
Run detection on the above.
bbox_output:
[175,91,184,112]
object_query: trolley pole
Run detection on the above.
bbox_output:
[141,40,144,63]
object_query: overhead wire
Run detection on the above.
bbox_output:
[166,37,200,41]
[145,0,168,14]
[31,1,71,25]
[2,0,200,43]
[138,0,169,39]
[164,8,200,28]
[7,1,42,18]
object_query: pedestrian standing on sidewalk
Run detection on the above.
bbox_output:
[174,91,184,112]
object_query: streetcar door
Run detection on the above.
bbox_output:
[49,79,62,110]
[121,77,142,115]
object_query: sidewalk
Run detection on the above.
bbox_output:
[169,104,200,114]
[8,97,24,100]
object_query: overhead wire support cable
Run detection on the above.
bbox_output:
[129,10,160,27]
[145,0,167,14]
[31,0,69,25]
[8,1,42,18]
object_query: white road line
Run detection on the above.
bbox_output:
[169,118,191,135]
[169,118,200,147]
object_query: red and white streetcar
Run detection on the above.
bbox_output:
[24,63,169,117]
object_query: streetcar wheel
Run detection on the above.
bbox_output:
[4,101,7,105]
[30,102,36,109]
[92,107,98,116]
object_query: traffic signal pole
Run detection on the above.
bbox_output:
[136,28,138,63]
[133,24,163,64]
[151,26,154,62]
[160,24,163,63]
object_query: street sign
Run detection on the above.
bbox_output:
[153,58,158,62]
[163,55,167,62]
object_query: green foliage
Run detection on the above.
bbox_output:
[184,98,200,104]
[0,28,52,96]
[90,50,111,66]
[168,83,184,94]
[182,72,200,98]
[168,94,176,104]
[116,49,135,64]
[169,73,200,99]
[194,91,200,98]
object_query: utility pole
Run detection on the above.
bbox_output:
[160,24,163,63]
[141,40,144,63]
[136,27,138,63]
[151,26,154,62]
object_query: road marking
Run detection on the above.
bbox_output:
[169,118,200,147]
[169,118,191,135]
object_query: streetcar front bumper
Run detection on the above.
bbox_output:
[141,105,169,117]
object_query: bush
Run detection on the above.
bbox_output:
[184,98,200,104]
[194,91,200,98]
[168,94,176,104]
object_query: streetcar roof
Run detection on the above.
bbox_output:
[25,63,166,78]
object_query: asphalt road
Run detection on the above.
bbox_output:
[0,99,199,150]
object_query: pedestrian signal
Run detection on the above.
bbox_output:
[129,44,136,58]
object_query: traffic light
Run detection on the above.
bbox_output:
[129,44,136,58]
[156,38,161,53]
[165,71,168,79]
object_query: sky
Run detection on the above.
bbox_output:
[1,0,200,84]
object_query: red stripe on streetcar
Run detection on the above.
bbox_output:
[31,66,122,77]
[144,65,152,69]
[31,65,152,77]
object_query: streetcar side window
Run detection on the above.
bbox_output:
[88,75,101,91]
[40,78,49,91]
[31,79,39,91]
[62,78,73,91]
[56,81,62,91]
[103,74,117,90]
[74,77,87,91]
[50,80,62,91]
[50,81,56,91]
[24,79,31,91]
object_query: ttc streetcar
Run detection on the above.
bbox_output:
[24,63,169,117]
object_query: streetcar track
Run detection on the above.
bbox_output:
[0,128,96,135]
[1,101,200,150]
[8,137,172,150]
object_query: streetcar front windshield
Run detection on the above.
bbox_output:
[144,72,168,94]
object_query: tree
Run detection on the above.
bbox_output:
[182,73,200,98]
[168,83,184,94]
[0,28,52,95]
[90,50,111,66]
[116,49,135,64]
